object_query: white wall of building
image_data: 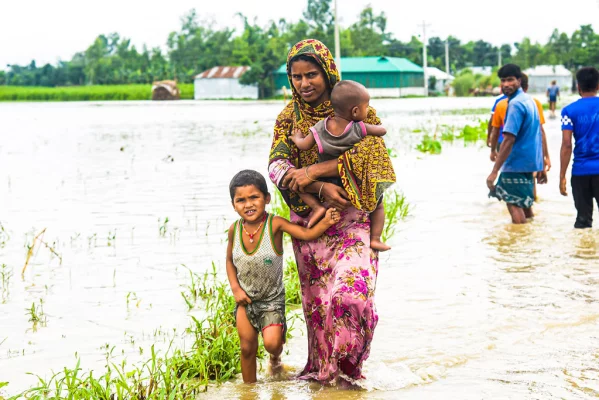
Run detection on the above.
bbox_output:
[194,78,258,99]
[527,75,572,95]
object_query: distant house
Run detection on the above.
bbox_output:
[194,66,258,100]
[426,67,454,93]
[273,56,425,97]
[524,65,572,94]
[462,66,494,76]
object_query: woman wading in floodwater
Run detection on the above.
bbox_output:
[268,39,395,383]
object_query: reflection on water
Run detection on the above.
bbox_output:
[0,98,598,399]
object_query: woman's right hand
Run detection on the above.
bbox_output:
[320,182,350,211]
[282,167,312,193]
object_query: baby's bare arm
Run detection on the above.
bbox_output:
[290,128,317,150]
[364,123,386,137]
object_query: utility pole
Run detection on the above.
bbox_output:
[497,48,502,67]
[334,0,342,79]
[419,21,431,96]
[445,40,450,75]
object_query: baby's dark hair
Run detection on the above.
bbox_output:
[576,67,599,93]
[229,170,269,201]
[331,80,369,114]
[497,64,522,79]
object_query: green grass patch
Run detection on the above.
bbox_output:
[0,84,194,102]
[457,119,488,142]
[382,191,410,243]
[416,134,442,154]
[12,259,306,399]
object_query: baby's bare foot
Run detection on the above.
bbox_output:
[371,238,391,252]
[307,205,327,228]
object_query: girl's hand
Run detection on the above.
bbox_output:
[323,208,340,226]
[282,167,312,193]
[321,183,350,211]
[233,288,252,306]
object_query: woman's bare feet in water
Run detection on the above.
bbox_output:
[307,205,327,228]
[370,237,391,252]
[269,354,283,376]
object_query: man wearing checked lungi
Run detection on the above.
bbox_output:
[486,63,548,224]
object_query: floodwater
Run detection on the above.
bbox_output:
[1,97,598,399]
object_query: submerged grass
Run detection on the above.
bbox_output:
[416,134,442,154]
[457,119,488,142]
[13,259,301,399]
[382,191,410,243]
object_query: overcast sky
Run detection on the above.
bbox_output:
[1,0,597,69]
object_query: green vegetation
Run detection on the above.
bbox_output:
[382,191,410,243]
[452,69,501,96]
[26,299,47,331]
[270,189,290,221]
[416,135,442,154]
[284,258,302,306]
[11,256,304,399]
[1,264,12,303]
[1,0,595,99]
[0,84,194,102]
[457,120,488,142]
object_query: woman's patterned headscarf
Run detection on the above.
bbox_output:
[269,39,395,215]
[286,39,340,126]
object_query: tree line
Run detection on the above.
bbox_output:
[1,0,597,98]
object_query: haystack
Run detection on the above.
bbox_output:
[152,80,180,100]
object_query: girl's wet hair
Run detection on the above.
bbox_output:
[229,170,270,200]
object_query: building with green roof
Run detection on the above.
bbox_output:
[273,56,425,97]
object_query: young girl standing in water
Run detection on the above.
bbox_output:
[226,169,339,383]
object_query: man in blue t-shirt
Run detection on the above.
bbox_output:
[547,80,560,119]
[559,67,599,228]
[487,64,547,224]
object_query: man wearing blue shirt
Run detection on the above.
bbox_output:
[547,80,560,119]
[559,67,599,228]
[487,64,547,224]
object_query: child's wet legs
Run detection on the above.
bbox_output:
[263,325,284,374]
[236,306,259,383]
[370,202,391,251]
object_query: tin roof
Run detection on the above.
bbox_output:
[195,66,251,79]
[275,56,423,74]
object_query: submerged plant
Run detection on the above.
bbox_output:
[159,217,169,237]
[457,119,488,142]
[26,299,47,331]
[416,134,442,154]
[1,264,12,303]
[22,228,63,277]
[0,223,9,248]
[107,230,117,247]
[382,191,410,243]
[15,259,302,399]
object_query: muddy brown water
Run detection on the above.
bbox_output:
[0,98,598,399]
